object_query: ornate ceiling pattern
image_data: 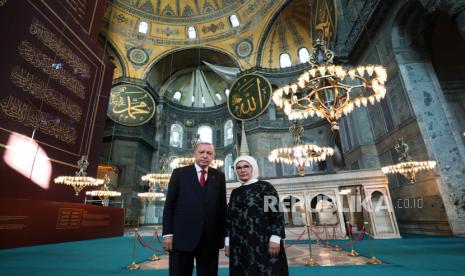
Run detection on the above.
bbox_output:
[101,0,337,87]
[115,0,241,22]
[258,0,337,68]
[259,0,314,68]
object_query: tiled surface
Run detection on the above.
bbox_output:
[138,244,371,269]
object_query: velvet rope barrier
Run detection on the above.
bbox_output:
[136,229,165,254]
[284,228,307,249]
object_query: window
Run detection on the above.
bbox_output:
[215,93,222,101]
[170,124,183,148]
[224,88,230,97]
[229,14,240,28]
[187,26,196,39]
[138,21,149,34]
[167,156,177,173]
[201,96,206,104]
[197,125,213,143]
[279,53,292,68]
[224,120,233,146]
[225,154,235,181]
[298,48,310,64]
[173,91,181,101]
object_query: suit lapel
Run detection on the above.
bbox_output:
[204,169,216,202]
[189,165,202,196]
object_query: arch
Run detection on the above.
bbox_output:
[173,91,182,101]
[281,195,303,226]
[197,125,213,143]
[187,26,197,39]
[279,53,292,68]
[101,36,128,78]
[224,120,234,146]
[255,0,294,66]
[138,21,149,34]
[391,0,430,52]
[371,191,394,233]
[229,14,240,28]
[143,47,241,89]
[298,47,310,64]
[224,154,235,181]
[310,193,338,225]
[170,123,183,148]
[167,155,178,172]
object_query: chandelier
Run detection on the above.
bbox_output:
[170,158,224,169]
[381,138,436,183]
[169,134,224,169]
[272,39,387,131]
[141,154,171,190]
[138,183,165,203]
[142,173,171,190]
[85,174,121,206]
[268,121,334,176]
[138,192,165,202]
[54,156,103,196]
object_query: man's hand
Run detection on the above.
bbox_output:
[268,242,280,257]
[163,236,173,252]
[225,246,230,257]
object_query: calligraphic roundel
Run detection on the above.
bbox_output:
[107,85,156,126]
[227,74,272,121]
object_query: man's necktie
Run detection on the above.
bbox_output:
[199,170,206,188]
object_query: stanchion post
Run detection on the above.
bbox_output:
[365,222,381,264]
[127,227,140,270]
[313,222,320,246]
[323,223,330,248]
[346,221,359,257]
[303,201,318,266]
[332,225,342,251]
[148,225,161,261]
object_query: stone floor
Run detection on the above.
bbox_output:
[129,225,372,270]
[138,244,370,269]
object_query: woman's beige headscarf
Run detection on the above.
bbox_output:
[234,155,259,185]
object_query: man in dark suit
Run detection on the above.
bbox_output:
[162,142,226,276]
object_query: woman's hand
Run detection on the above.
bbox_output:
[225,246,230,257]
[268,242,280,257]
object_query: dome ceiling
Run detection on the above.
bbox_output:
[148,48,235,108]
[115,0,240,21]
[165,69,229,108]
[259,0,313,68]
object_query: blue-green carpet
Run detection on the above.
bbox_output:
[1,234,464,275]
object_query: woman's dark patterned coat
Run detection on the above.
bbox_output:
[227,181,289,276]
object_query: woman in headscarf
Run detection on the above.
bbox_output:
[225,155,288,276]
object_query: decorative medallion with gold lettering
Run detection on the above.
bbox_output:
[227,74,272,121]
[107,85,155,126]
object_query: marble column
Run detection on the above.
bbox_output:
[398,59,465,236]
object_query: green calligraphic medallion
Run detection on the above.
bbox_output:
[107,85,155,126]
[227,74,272,120]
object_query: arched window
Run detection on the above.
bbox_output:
[138,21,149,34]
[168,156,178,172]
[279,53,292,68]
[224,88,230,97]
[224,120,234,146]
[173,91,181,101]
[229,14,240,28]
[170,124,183,148]
[197,125,213,144]
[298,47,310,64]
[187,26,196,39]
[225,154,235,181]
